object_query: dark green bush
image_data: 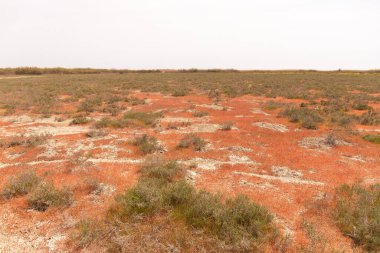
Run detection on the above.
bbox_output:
[363,134,380,144]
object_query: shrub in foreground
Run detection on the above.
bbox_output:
[109,159,278,247]
[27,182,73,211]
[334,184,380,251]
[1,170,41,199]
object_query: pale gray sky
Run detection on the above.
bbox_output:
[0,0,379,70]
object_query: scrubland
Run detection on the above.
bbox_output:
[0,69,380,252]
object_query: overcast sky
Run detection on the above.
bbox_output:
[0,0,379,70]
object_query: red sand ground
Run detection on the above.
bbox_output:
[0,92,379,252]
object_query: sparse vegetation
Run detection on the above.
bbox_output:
[1,170,41,199]
[27,182,73,211]
[279,107,323,129]
[86,129,108,138]
[0,134,51,148]
[131,134,162,155]
[192,110,208,117]
[104,158,279,251]
[220,121,233,131]
[70,115,90,125]
[362,134,380,144]
[177,134,206,151]
[333,184,380,251]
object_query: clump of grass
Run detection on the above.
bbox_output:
[0,133,51,148]
[78,98,102,113]
[192,111,208,117]
[352,102,371,111]
[125,96,146,105]
[123,111,162,127]
[109,158,278,248]
[70,115,90,125]
[93,111,162,129]
[75,219,104,248]
[333,184,380,251]
[27,182,73,211]
[1,170,41,199]
[172,90,188,97]
[220,121,233,131]
[102,104,121,116]
[324,133,337,147]
[131,134,162,155]
[362,134,380,144]
[359,110,380,125]
[263,100,285,110]
[177,134,206,151]
[279,107,323,129]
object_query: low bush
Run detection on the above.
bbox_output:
[123,111,163,127]
[363,134,380,144]
[0,134,51,148]
[109,159,278,248]
[70,116,90,125]
[279,107,323,129]
[86,129,108,138]
[125,96,146,105]
[177,134,206,151]
[27,182,73,211]
[78,98,102,113]
[352,102,371,111]
[172,90,188,97]
[359,110,380,125]
[1,170,41,199]
[334,184,380,251]
[193,111,208,117]
[131,134,161,155]
[220,121,233,131]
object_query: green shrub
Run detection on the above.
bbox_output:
[280,107,323,129]
[27,182,73,211]
[1,170,41,199]
[110,159,277,247]
[112,178,164,217]
[334,184,380,251]
[352,102,371,111]
[363,134,380,144]
[132,134,161,155]
[140,159,184,183]
[177,134,206,151]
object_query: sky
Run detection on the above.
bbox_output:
[0,0,379,70]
